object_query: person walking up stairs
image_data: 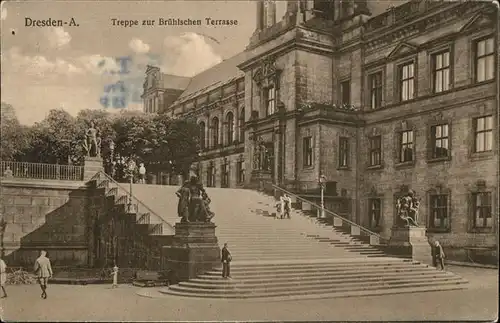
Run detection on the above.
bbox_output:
[221,243,232,279]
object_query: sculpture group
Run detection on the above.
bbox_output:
[176,175,215,223]
[395,189,420,227]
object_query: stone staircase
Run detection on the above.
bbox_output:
[90,172,174,269]
[126,184,468,300]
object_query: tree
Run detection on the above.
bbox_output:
[24,109,79,164]
[165,117,200,176]
[0,102,31,160]
[2,104,200,175]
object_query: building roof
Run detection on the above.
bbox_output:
[173,51,247,105]
[161,73,191,91]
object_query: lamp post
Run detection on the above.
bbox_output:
[319,174,327,219]
[108,140,115,177]
[127,159,136,213]
[109,140,115,163]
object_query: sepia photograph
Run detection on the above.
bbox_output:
[0,0,498,321]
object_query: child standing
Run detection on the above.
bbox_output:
[111,265,119,288]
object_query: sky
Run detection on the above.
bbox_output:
[0,0,259,125]
[0,0,398,125]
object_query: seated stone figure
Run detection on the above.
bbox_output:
[396,191,419,227]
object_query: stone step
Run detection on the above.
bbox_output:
[199,267,442,282]
[221,255,357,261]
[166,277,468,297]
[229,257,413,267]
[200,264,430,278]
[182,271,458,289]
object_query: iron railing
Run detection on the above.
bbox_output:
[0,161,83,181]
[272,184,388,245]
[96,170,175,235]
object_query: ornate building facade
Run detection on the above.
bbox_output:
[142,0,499,258]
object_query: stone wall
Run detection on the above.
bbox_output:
[0,178,90,267]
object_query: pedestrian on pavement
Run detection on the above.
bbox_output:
[279,195,285,219]
[34,250,53,299]
[221,243,232,279]
[275,200,282,219]
[111,264,119,288]
[139,163,146,184]
[0,256,8,298]
[433,241,446,270]
[283,194,292,219]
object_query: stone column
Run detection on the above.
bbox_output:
[286,0,298,16]
[304,0,315,20]
[265,0,276,27]
[256,1,264,31]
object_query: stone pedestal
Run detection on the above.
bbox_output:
[388,226,432,266]
[251,169,273,191]
[161,222,221,282]
[83,157,104,181]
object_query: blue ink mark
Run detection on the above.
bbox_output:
[112,96,127,109]
[99,55,161,109]
[103,81,126,93]
[100,96,110,108]
[116,56,132,75]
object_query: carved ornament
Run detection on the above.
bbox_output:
[253,57,280,85]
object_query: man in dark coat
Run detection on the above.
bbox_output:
[433,240,446,270]
[221,243,232,279]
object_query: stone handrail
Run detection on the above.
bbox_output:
[97,171,174,234]
[0,160,83,181]
[272,184,388,245]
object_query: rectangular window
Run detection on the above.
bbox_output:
[207,163,215,187]
[399,62,415,102]
[221,161,229,188]
[303,136,313,167]
[474,116,493,152]
[266,87,276,116]
[340,80,351,105]
[429,194,449,230]
[399,130,414,163]
[368,198,381,228]
[431,124,449,159]
[369,136,382,166]
[339,137,349,168]
[432,51,451,93]
[475,37,495,83]
[369,72,383,109]
[236,160,245,184]
[472,192,492,228]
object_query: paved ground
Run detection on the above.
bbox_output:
[1,266,497,321]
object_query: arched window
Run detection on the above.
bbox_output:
[211,117,219,148]
[226,112,234,145]
[198,121,206,150]
[239,107,245,143]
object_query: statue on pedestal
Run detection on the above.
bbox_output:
[83,122,101,158]
[176,180,191,223]
[175,175,215,223]
[395,189,420,227]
